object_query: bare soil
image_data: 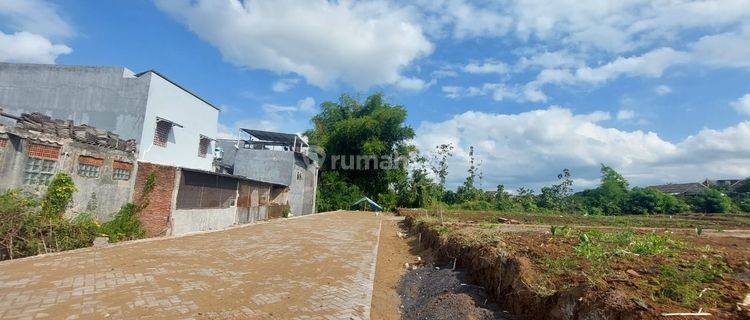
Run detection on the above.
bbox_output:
[401,210,750,319]
[371,215,418,320]
[400,208,750,230]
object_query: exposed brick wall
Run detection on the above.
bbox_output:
[133,162,176,237]
[0,138,7,148]
[27,143,60,159]
[78,155,104,166]
[113,160,133,170]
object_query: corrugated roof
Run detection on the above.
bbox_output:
[241,128,307,146]
[649,182,707,195]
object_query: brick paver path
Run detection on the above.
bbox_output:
[0,211,383,319]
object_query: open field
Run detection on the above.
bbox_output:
[399,209,750,319]
[400,208,750,230]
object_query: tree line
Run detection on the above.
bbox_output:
[308,93,750,215]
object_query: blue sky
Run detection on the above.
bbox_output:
[1,0,750,190]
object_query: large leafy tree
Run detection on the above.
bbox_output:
[306,93,415,210]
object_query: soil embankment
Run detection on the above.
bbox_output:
[400,210,750,319]
[372,214,510,319]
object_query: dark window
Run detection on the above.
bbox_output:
[154,121,171,147]
[198,137,210,157]
[176,170,237,209]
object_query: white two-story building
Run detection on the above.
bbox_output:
[0,63,218,171]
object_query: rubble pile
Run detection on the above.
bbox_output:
[15,112,136,152]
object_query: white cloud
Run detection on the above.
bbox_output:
[414,0,511,39]
[396,76,432,91]
[521,47,690,102]
[442,86,462,99]
[731,94,750,116]
[414,107,750,190]
[509,0,750,53]
[515,50,583,70]
[689,27,750,69]
[616,109,636,121]
[0,0,72,64]
[297,97,316,113]
[655,85,672,95]
[0,31,71,63]
[0,0,73,39]
[271,78,299,93]
[156,0,433,89]
[262,97,317,114]
[463,60,508,74]
[574,47,690,84]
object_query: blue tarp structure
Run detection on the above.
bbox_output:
[350,196,384,212]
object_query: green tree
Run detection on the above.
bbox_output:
[574,165,629,215]
[456,146,483,202]
[430,143,454,190]
[691,189,732,213]
[537,169,574,211]
[315,171,363,212]
[624,187,689,214]
[305,93,415,210]
[494,184,514,211]
[515,187,538,212]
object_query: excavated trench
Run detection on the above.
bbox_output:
[403,216,646,320]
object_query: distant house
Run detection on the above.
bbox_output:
[649,182,707,195]
[703,179,748,191]
[650,178,750,195]
[215,129,320,217]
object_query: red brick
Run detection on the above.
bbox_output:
[133,162,176,237]
[0,138,7,148]
[113,161,133,171]
[78,155,104,166]
[28,143,60,160]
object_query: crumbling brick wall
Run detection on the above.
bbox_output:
[134,161,176,237]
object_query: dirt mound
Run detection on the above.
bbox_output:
[398,263,513,320]
[403,214,750,319]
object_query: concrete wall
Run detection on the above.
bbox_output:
[0,63,149,140]
[231,148,296,186]
[288,153,318,216]
[170,207,238,235]
[0,135,135,221]
[139,73,218,171]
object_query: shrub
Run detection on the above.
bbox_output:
[41,173,76,216]
[624,187,689,214]
[101,204,145,243]
[690,189,732,213]
[0,190,37,259]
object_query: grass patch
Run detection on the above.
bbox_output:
[542,255,578,274]
[654,256,731,307]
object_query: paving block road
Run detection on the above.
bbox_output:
[0,211,383,319]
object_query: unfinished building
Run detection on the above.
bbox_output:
[216,129,319,216]
[0,111,136,220]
